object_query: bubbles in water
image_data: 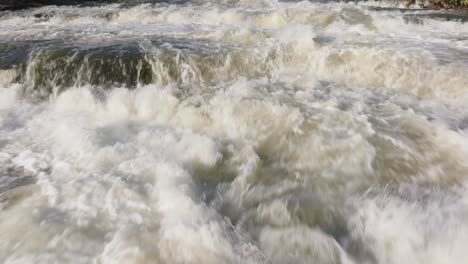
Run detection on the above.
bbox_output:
[0,0,468,263]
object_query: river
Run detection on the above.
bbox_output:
[0,0,468,263]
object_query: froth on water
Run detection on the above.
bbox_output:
[0,0,468,263]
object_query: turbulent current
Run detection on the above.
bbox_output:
[0,0,468,263]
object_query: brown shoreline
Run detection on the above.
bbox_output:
[405,0,468,9]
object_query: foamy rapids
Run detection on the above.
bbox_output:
[0,0,468,263]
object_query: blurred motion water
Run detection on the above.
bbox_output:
[0,0,468,263]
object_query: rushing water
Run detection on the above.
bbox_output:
[0,0,468,263]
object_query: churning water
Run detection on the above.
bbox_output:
[0,0,468,263]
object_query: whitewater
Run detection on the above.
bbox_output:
[0,0,468,263]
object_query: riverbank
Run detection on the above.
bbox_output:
[1,0,468,12]
[429,0,468,9]
[405,0,468,9]
[0,0,118,11]
[0,1,91,11]
[0,0,188,11]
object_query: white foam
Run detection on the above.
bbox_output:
[0,1,468,263]
[0,85,20,110]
